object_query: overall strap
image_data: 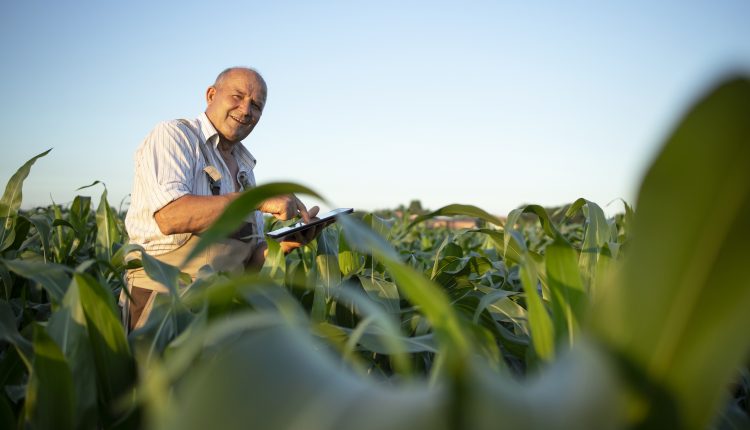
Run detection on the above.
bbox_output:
[176,119,221,196]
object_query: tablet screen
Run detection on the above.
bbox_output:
[266,208,354,240]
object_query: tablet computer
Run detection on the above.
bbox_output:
[266,207,354,240]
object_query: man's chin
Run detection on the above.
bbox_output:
[221,128,252,143]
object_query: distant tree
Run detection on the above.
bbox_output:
[407,199,425,215]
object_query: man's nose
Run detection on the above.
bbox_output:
[235,103,252,119]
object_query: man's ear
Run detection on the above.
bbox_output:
[206,86,216,104]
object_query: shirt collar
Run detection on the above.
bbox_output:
[197,112,220,148]
[197,112,257,167]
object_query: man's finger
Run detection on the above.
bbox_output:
[295,196,310,223]
[308,206,320,219]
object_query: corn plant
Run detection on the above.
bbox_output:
[0,76,748,430]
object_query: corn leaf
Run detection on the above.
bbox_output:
[564,198,610,290]
[463,340,622,430]
[545,236,586,346]
[594,77,750,428]
[0,299,33,366]
[518,254,555,362]
[95,187,121,262]
[260,239,285,284]
[1,258,71,304]
[358,276,400,315]
[28,214,53,262]
[183,182,324,266]
[25,324,74,430]
[74,273,135,424]
[46,280,99,430]
[339,215,470,364]
[152,318,450,430]
[0,149,51,252]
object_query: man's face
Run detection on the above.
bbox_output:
[205,69,267,143]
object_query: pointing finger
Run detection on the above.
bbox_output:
[295,197,310,223]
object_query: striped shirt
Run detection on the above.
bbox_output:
[125,112,265,256]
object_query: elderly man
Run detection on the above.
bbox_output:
[123,67,318,330]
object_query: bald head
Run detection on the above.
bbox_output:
[214,67,267,93]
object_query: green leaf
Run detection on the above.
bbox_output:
[110,243,144,269]
[337,214,400,262]
[95,187,121,262]
[348,329,437,355]
[339,215,470,366]
[1,259,72,303]
[594,77,750,428]
[330,283,412,374]
[69,195,92,240]
[75,180,103,191]
[472,289,520,324]
[315,229,341,306]
[140,251,181,297]
[338,229,362,278]
[463,340,622,430]
[46,280,99,430]
[363,213,396,240]
[521,205,560,239]
[0,264,11,301]
[130,294,194,367]
[502,209,529,265]
[518,252,554,362]
[9,215,31,252]
[149,317,450,430]
[28,214,53,262]
[74,273,135,424]
[25,324,74,430]
[260,239,286,284]
[564,198,611,290]
[0,149,51,252]
[358,276,400,315]
[310,277,328,323]
[183,182,325,266]
[544,236,586,346]
[316,254,340,293]
[0,299,33,366]
[0,394,14,430]
[429,234,458,280]
[315,228,341,303]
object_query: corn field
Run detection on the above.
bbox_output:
[1,78,749,430]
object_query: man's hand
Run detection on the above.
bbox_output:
[245,206,323,269]
[276,208,323,253]
[259,194,317,223]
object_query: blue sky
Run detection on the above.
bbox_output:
[1,1,749,216]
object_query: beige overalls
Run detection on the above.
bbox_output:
[120,235,254,331]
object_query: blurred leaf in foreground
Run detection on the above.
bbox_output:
[594,77,750,428]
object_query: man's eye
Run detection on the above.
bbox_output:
[232,95,242,100]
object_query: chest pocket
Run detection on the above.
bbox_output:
[176,119,222,196]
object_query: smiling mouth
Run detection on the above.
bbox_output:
[230,115,251,125]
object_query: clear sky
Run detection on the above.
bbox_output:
[1,0,749,216]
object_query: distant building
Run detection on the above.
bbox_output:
[390,211,502,230]
[425,217,480,229]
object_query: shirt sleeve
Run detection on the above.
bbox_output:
[134,121,197,215]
